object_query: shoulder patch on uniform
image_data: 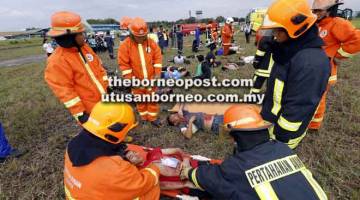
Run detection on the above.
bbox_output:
[146,47,152,53]
[86,54,94,62]
[319,30,328,38]
[245,155,306,188]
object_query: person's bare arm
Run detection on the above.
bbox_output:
[183,116,196,139]
[178,103,185,117]
[161,148,185,155]
[160,181,196,190]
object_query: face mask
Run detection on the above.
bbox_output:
[55,34,77,48]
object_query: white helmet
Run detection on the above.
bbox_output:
[312,0,344,10]
[226,17,234,24]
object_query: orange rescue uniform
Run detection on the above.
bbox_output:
[118,37,163,122]
[211,29,218,43]
[222,24,233,56]
[309,17,360,129]
[45,44,108,120]
[64,152,160,200]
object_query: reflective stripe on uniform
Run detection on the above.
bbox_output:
[254,183,279,200]
[328,75,337,82]
[301,169,328,200]
[73,112,84,120]
[139,111,148,116]
[122,69,132,76]
[52,23,82,31]
[278,116,302,132]
[64,97,81,108]
[268,125,275,139]
[250,88,261,94]
[255,54,274,78]
[147,112,158,117]
[144,168,159,186]
[287,132,307,149]
[78,53,106,94]
[255,70,270,78]
[226,117,257,128]
[311,117,324,123]
[253,75,258,82]
[64,186,76,200]
[337,47,354,58]
[271,79,284,116]
[256,49,266,56]
[269,55,274,71]
[191,168,204,191]
[138,44,148,79]
[154,63,162,68]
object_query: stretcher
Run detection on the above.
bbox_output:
[126,144,222,200]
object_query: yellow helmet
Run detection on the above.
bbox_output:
[83,102,137,144]
[262,0,317,38]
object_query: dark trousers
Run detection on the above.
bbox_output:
[177,40,183,52]
[245,33,251,43]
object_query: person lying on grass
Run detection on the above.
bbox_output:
[125,144,221,193]
[166,104,224,139]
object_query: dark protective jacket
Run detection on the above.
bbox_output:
[253,36,275,78]
[251,35,275,94]
[188,140,328,200]
[260,25,330,148]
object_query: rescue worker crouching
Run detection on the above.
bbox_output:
[309,0,360,130]
[260,0,331,149]
[64,102,166,199]
[179,104,328,200]
[118,17,163,127]
[45,11,108,124]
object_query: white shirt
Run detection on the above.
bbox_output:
[174,56,185,64]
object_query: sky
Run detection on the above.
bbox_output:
[0,0,359,31]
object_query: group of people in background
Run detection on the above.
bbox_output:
[1,0,359,199]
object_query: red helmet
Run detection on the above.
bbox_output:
[129,17,148,37]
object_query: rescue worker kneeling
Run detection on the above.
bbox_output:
[180,104,328,200]
[64,102,164,200]
[260,0,330,149]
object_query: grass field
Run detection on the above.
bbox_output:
[352,17,360,28]
[0,33,359,200]
[0,37,43,61]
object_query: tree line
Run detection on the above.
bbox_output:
[86,16,246,27]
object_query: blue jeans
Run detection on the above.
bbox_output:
[0,123,12,158]
[211,115,224,135]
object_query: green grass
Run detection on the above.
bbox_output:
[0,37,44,61]
[352,17,360,28]
[0,37,43,49]
[0,46,44,61]
[0,34,359,199]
